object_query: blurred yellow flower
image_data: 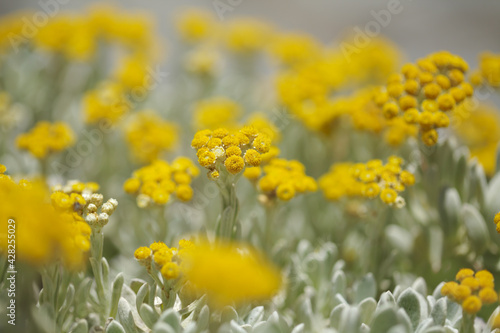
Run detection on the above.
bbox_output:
[254,158,317,201]
[454,104,500,176]
[125,110,178,163]
[224,18,272,53]
[194,97,241,130]
[124,158,199,207]
[0,177,90,268]
[83,81,130,125]
[16,121,74,159]
[175,8,217,44]
[182,240,281,306]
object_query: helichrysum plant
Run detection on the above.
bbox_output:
[3,5,500,333]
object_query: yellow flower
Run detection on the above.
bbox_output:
[123,178,141,194]
[320,156,412,206]
[225,156,245,175]
[134,247,152,261]
[0,179,89,268]
[453,104,500,176]
[175,8,216,43]
[192,126,271,178]
[194,97,241,130]
[441,281,458,297]
[479,288,498,304]
[443,268,497,315]
[253,158,316,201]
[268,32,320,66]
[224,18,272,53]
[244,149,261,167]
[181,240,281,306]
[125,110,178,163]
[176,184,194,201]
[16,121,75,159]
[161,262,180,280]
[473,52,500,88]
[124,158,198,207]
[185,45,220,76]
[380,51,473,146]
[456,268,475,281]
[150,241,167,253]
[453,285,472,302]
[380,188,397,205]
[462,296,482,314]
[115,53,152,91]
[83,81,130,125]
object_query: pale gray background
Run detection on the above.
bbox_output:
[1,0,500,64]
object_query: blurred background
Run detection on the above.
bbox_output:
[2,0,500,63]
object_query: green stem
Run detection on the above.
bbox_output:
[40,157,49,179]
[90,229,107,319]
[147,266,172,310]
[215,172,242,240]
[158,206,169,243]
[460,312,475,333]
[264,204,277,254]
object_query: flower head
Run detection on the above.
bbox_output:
[377,51,474,146]
[181,239,281,306]
[16,121,74,159]
[125,110,178,163]
[442,268,498,315]
[124,158,198,207]
[0,178,90,268]
[319,156,414,207]
[192,126,271,178]
[248,158,316,202]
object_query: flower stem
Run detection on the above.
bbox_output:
[89,228,107,320]
[460,312,475,333]
[215,172,241,240]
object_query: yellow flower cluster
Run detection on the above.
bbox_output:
[245,158,317,201]
[441,268,498,314]
[191,126,271,178]
[319,156,415,207]
[224,19,272,53]
[246,113,281,143]
[51,180,117,232]
[275,38,400,134]
[454,104,500,176]
[0,173,90,268]
[115,53,153,91]
[175,8,217,44]
[124,158,199,207]
[125,110,178,163]
[134,239,194,280]
[194,97,241,130]
[470,52,500,88]
[16,121,74,159]
[345,88,418,146]
[181,240,281,306]
[0,11,27,53]
[83,81,130,125]
[377,51,474,146]
[493,212,500,234]
[339,37,401,85]
[184,45,220,76]
[0,5,158,61]
[268,32,321,66]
